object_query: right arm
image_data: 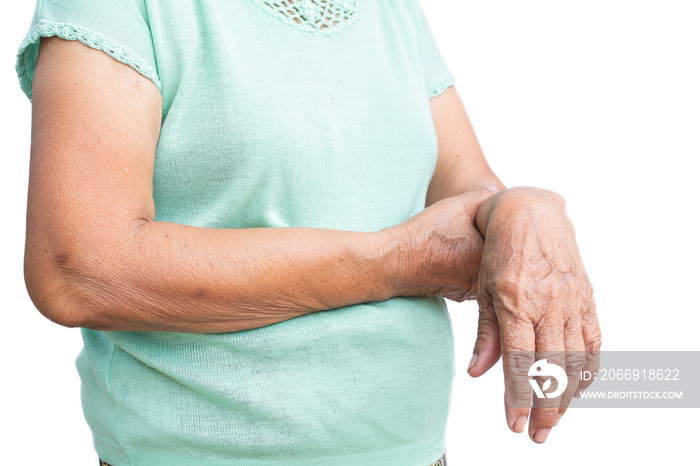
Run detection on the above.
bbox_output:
[26,37,492,333]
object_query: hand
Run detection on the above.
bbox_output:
[391,184,499,301]
[469,187,602,443]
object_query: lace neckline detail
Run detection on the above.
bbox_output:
[251,0,360,35]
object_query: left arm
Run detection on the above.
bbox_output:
[426,86,505,205]
[428,85,602,443]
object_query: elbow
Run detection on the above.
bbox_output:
[23,246,113,329]
[24,252,83,328]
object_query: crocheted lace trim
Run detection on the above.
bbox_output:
[16,19,162,100]
[428,71,455,99]
[251,0,360,35]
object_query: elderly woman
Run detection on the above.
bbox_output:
[17,0,601,465]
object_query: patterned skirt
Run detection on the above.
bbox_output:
[100,452,447,465]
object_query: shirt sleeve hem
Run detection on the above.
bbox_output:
[16,18,162,101]
[427,71,455,99]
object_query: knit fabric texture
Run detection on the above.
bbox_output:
[16,1,456,465]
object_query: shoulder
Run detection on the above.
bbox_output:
[17,0,160,100]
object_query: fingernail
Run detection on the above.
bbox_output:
[468,353,479,373]
[513,415,527,433]
[534,428,550,444]
[482,183,499,193]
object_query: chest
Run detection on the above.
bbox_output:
[146,0,437,229]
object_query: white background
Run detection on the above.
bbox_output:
[1,1,698,465]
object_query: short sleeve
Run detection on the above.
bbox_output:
[412,2,456,99]
[16,0,161,101]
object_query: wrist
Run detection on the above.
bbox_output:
[377,222,418,299]
[496,186,565,209]
[476,187,565,236]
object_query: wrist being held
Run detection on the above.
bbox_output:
[475,186,566,237]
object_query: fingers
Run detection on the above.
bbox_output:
[468,294,502,377]
[498,309,536,434]
[527,318,566,444]
[581,302,602,353]
[503,349,535,434]
[459,184,499,219]
[558,316,586,421]
[578,304,602,394]
[525,303,590,443]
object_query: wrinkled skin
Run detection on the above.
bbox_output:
[29,35,599,447]
[392,185,497,302]
[396,186,602,444]
[471,188,602,443]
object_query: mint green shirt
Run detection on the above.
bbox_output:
[17,1,457,464]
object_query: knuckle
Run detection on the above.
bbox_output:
[584,324,603,352]
[577,272,595,302]
[564,331,585,352]
[500,323,534,351]
[531,407,561,425]
[450,193,472,218]
[566,352,586,373]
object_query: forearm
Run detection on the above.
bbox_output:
[28,222,398,333]
[426,86,505,206]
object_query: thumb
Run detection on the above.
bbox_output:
[461,183,499,218]
[468,295,502,377]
